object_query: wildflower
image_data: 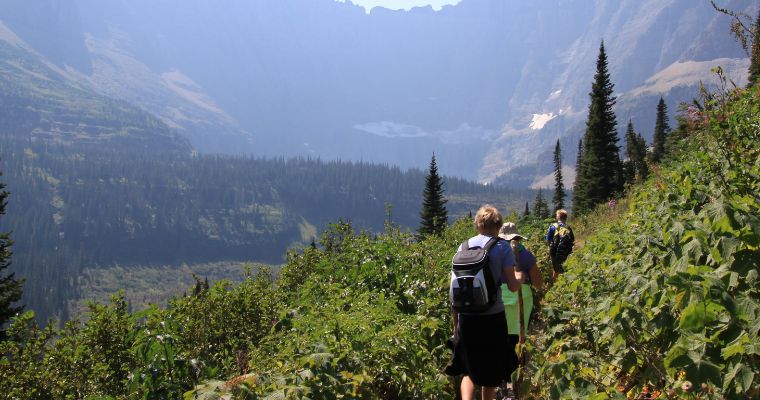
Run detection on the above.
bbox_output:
[682,381,693,392]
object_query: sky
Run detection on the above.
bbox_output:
[336,0,462,12]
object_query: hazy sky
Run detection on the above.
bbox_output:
[336,0,462,12]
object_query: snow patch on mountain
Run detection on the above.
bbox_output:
[354,121,428,138]
[529,113,556,130]
[354,121,494,144]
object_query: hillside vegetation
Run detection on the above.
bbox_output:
[1,86,758,399]
[522,83,759,398]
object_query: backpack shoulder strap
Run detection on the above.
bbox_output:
[482,236,501,251]
[461,239,470,251]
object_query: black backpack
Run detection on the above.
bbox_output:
[549,223,574,263]
[450,237,501,313]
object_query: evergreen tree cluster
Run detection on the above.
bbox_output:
[573,43,675,214]
[0,172,22,336]
[533,189,550,219]
[573,41,623,214]
[623,120,650,185]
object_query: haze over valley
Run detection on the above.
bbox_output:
[0,0,752,182]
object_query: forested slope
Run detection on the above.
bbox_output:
[0,136,530,322]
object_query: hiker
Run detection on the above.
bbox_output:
[499,222,544,382]
[545,209,574,280]
[447,205,520,400]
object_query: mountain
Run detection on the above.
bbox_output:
[0,0,752,181]
[0,21,191,153]
[484,0,753,186]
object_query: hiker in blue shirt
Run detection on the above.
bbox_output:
[545,209,573,281]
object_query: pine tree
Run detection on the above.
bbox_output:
[418,154,448,236]
[635,133,649,181]
[533,189,550,219]
[523,201,530,217]
[0,172,22,336]
[749,9,760,87]
[651,97,671,163]
[623,120,649,185]
[573,41,622,214]
[552,140,566,211]
[572,139,585,211]
[623,121,637,185]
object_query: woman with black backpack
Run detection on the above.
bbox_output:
[446,205,520,400]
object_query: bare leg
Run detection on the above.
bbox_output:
[481,386,497,400]
[461,376,476,400]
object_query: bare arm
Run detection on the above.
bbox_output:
[528,263,545,290]
[502,264,519,292]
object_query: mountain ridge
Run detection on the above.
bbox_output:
[0,0,753,180]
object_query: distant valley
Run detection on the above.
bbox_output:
[0,136,529,321]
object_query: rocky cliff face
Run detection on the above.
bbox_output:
[0,0,752,181]
[482,0,752,186]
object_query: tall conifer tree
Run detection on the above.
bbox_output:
[523,201,530,217]
[651,97,671,163]
[635,132,649,181]
[0,172,22,336]
[623,120,649,185]
[749,9,760,87]
[573,41,622,213]
[623,121,637,185]
[572,139,585,212]
[533,189,550,219]
[552,140,566,211]
[418,154,448,236]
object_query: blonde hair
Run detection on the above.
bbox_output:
[556,209,568,222]
[474,205,503,234]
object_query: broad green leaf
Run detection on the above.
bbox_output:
[721,334,749,359]
[664,346,690,369]
[679,302,720,332]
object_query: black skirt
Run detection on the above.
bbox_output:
[446,311,518,387]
